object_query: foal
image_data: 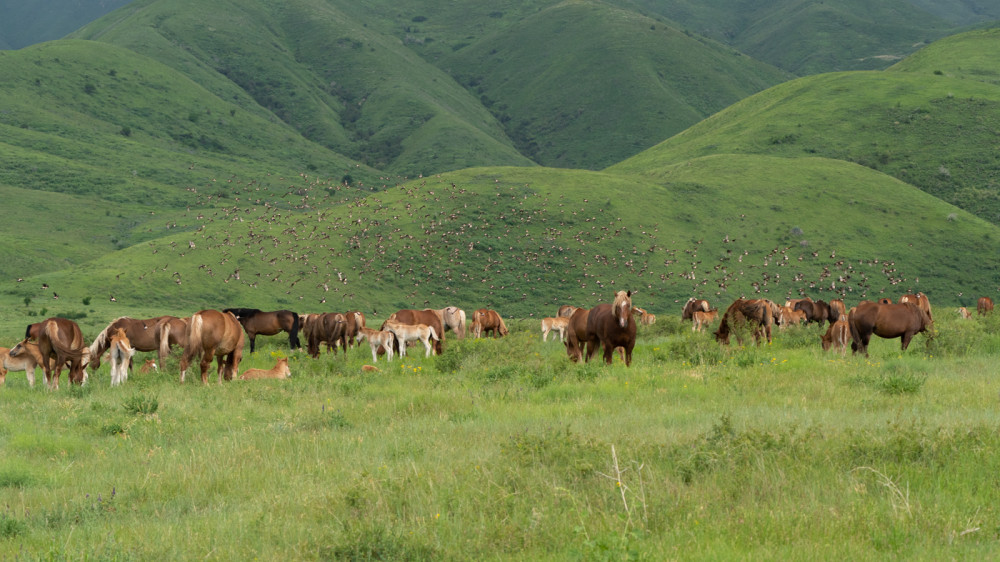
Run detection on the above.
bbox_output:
[109,328,136,387]
[239,357,291,380]
[384,320,439,358]
[540,317,570,342]
[355,327,396,362]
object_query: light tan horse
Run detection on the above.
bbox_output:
[957,307,972,319]
[179,310,245,384]
[239,357,291,380]
[109,328,136,387]
[355,327,396,362]
[433,307,467,339]
[821,318,851,355]
[541,317,570,342]
[1,341,52,387]
[692,309,719,332]
[384,320,439,358]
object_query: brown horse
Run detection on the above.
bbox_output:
[682,298,710,321]
[223,308,301,352]
[342,311,366,348]
[557,305,581,318]
[564,308,591,362]
[829,299,847,323]
[179,310,245,384]
[305,312,347,358]
[13,317,87,389]
[383,309,445,355]
[848,301,932,356]
[821,318,851,355]
[977,297,994,316]
[90,316,186,373]
[239,357,291,380]
[794,298,830,325]
[714,299,778,346]
[898,293,933,322]
[471,309,508,338]
[585,290,637,366]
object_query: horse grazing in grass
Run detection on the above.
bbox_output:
[821,318,851,355]
[383,321,439,358]
[223,308,300,353]
[383,310,444,355]
[848,301,932,356]
[472,309,508,338]
[342,311,366,348]
[90,316,185,374]
[179,310,245,384]
[692,309,719,332]
[564,308,591,362]
[977,297,994,316]
[715,299,778,346]
[541,317,570,342]
[632,307,656,326]
[829,299,847,323]
[14,318,88,389]
[305,312,347,358]
[239,357,291,380]
[585,290,637,366]
[682,298,710,321]
[355,327,396,362]
[108,328,136,387]
[1,341,52,387]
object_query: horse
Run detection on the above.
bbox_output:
[305,312,347,358]
[13,318,88,389]
[471,309,508,338]
[139,359,158,374]
[384,310,445,355]
[431,307,467,339]
[222,308,301,353]
[585,290,637,366]
[557,305,581,318]
[632,307,656,326]
[564,308,591,362]
[829,299,847,323]
[682,298,710,321]
[794,298,830,325]
[777,306,806,328]
[90,316,185,374]
[108,328,136,387]
[541,317,570,342]
[355,327,396,362]
[848,301,932,356]
[1,341,53,387]
[898,293,933,322]
[978,297,994,316]
[239,357,291,380]
[692,309,719,332]
[714,299,777,346]
[383,321,439,358]
[820,318,851,355]
[179,310,245,384]
[957,307,972,319]
[343,311,367,348]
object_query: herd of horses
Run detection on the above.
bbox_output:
[0,291,992,390]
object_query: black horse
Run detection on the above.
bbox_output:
[222,308,301,353]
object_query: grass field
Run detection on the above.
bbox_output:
[2,311,999,559]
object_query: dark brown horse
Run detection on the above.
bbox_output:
[13,317,87,389]
[682,298,710,321]
[223,308,300,353]
[305,312,347,358]
[89,316,186,373]
[472,309,508,338]
[179,310,245,384]
[848,301,932,356]
[714,299,778,346]
[383,309,445,355]
[793,298,830,325]
[978,296,995,316]
[584,291,637,366]
[564,308,591,362]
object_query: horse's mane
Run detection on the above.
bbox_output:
[223,307,262,318]
[90,316,131,357]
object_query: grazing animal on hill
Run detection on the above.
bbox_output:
[958,307,972,319]
[355,327,396,363]
[541,317,570,342]
[433,307,467,339]
[222,308,301,353]
[632,307,656,326]
[342,311,366,349]
[383,321,439,358]
[794,298,830,325]
[557,305,581,318]
[108,328,136,387]
[828,299,847,322]
[692,309,719,332]
[898,293,933,322]
[682,298,710,321]
[90,316,186,374]
[820,318,851,355]
[715,299,778,346]
[239,357,291,380]
[472,309,508,338]
[179,310,245,384]
[585,290,637,366]
[978,296,994,316]
[564,308,591,362]
[383,310,445,355]
[848,301,932,356]
[1,341,52,387]
[778,306,806,328]
[14,317,88,389]
[305,312,347,358]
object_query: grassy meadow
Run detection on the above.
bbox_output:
[2,310,1000,559]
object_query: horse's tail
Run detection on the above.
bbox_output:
[186,313,204,360]
[158,320,174,362]
[289,312,301,349]
[45,321,86,362]
[429,326,439,342]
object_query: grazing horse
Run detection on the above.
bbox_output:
[342,311,367,348]
[848,301,932,356]
[541,317,570,342]
[585,290,637,366]
[778,306,806,328]
[306,312,347,358]
[821,318,851,355]
[14,318,88,389]
[384,310,445,355]
[794,298,830,325]
[384,321,439,358]
[90,316,185,374]
[1,341,53,387]
[564,308,591,362]
[978,297,994,316]
[715,299,777,346]
[179,310,245,384]
[471,309,508,338]
[692,309,719,332]
[355,327,396,362]
[222,308,301,353]
[632,307,656,326]
[682,298,710,322]
[898,293,933,322]
[108,328,136,387]
[239,357,291,380]
[957,307,972,319]
[828,299,847,323]
[557,305,581,319]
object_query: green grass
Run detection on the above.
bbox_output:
[1,311,999,559]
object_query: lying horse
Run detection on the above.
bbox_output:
[109,328,136,387]
[849,301,932,356]
[541,317,570,342]
[179,310,245,384]
[15,317,88,389]
[90,316,186,374]
[585,290,637,366]
[223,308,301,353]
[355,327,396,362]
[715,299,778,346]
[384,309,445,355]
[239,357,291,380]
[472,309,508,338]
[384,320,439,358]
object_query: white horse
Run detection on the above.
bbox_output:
[109,328,136,387]
[355,327,396,362]
[384,321,439,358]
[540,317,570,342]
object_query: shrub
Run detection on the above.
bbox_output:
[123,394,159,416]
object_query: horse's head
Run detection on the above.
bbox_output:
[8,339,29,358]
[613,291,632,328]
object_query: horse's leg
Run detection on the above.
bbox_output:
[900,332,914,351]
[370,343,378,363]
[423,336,432,358]
[27,365,36,388]
[199,346,215,384]
[248,334,256,354]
